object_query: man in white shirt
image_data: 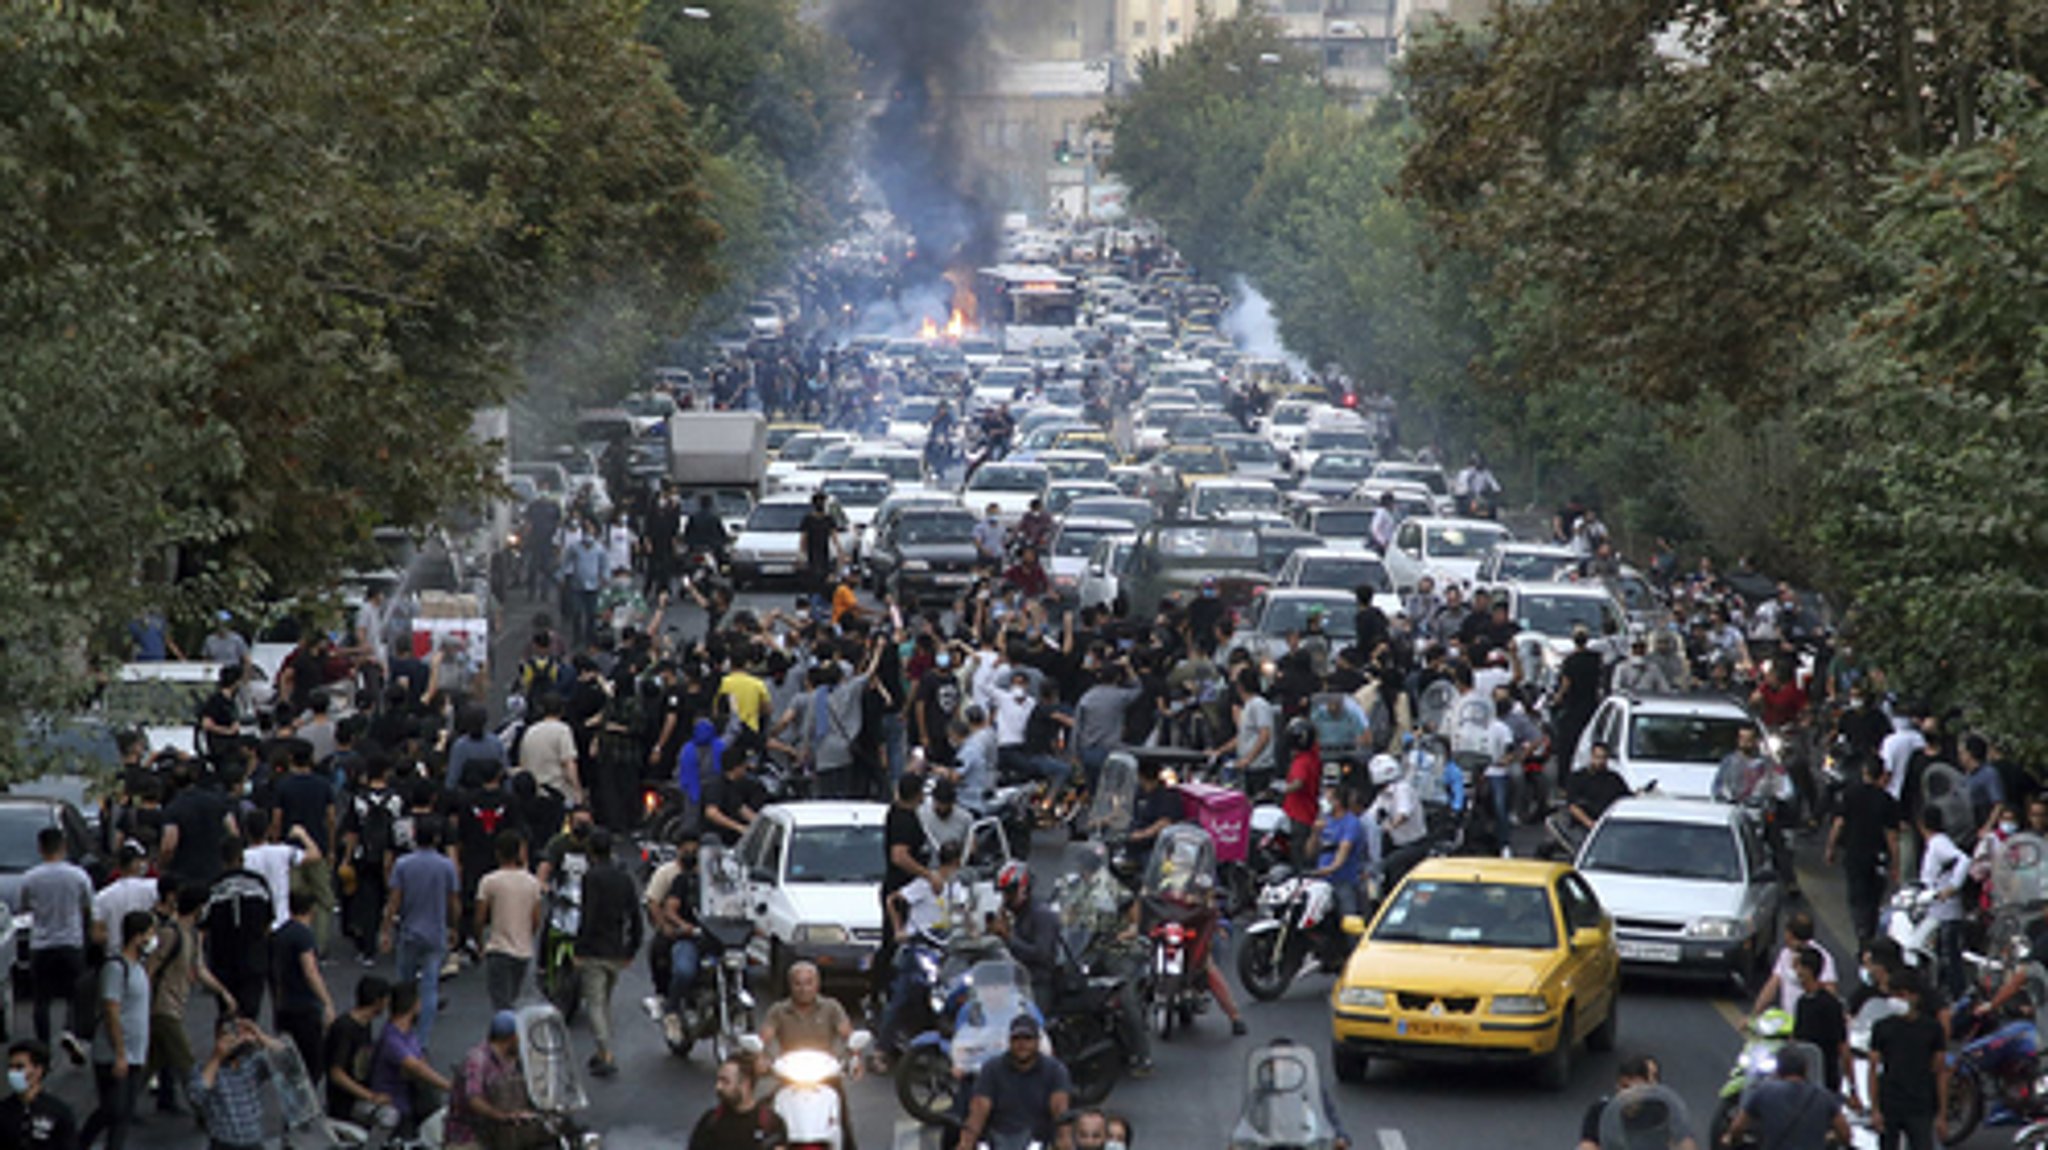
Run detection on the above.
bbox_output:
[1369,493,1398,554]
[1879,715,1928,802]
[93,843,162,949]
[245,822,321,930]
[519,694,583,803]
[1918,807,1971,1000]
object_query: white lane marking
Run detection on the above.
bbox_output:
[1377,1130,1409,1150]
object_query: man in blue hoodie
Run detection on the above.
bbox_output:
[676,718,722,810]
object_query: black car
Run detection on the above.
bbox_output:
[1119,521,1272,619]
[866,507,982,605]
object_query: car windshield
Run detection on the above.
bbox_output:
[1309,453,1375,481]
[1305,429,1375,452]
[821,478,889,506]
[1311,510,1372,537]
[968,467,1047,493]
[622,394,672,417]
[1371,880,1558,950]
[897,512,976,545]
[1426,524,1509,558]
[1582,821,1743,882]
[1295,556,1390,593]
[785,823,887,884]
[1043,456,1110,481]
[1194,486,1280,515]
[1159,448,1223,472]
[1153,526,1260,560]
[746,503,811,532]
[0,808,52,872]
[103,677,210,726]
[1054,527,1119,558]
[1219,438,1279,465]
[1496,551,1576,582]
[1516,593,1616,636]
[959,339,999,358]
[777,436,833,463]
[1628,714,1752,764]
[1256,597,1358,638]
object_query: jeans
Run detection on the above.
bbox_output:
[877,946,929,1052]
[484,952,528,1012]
[276,1004,327,1086]
[394,936,447,1052]
[1080,747,1111,794]
[1937,919,1967,1001]
[577,956,624,1057]
[80,1062,140,1150]
[1010,751,1072,794]
[28,945,86,1045]
[667,939,702,1011]
[1486,773,1513,852]
[1845,857,1887,944]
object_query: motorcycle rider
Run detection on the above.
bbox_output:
[1721,1046,1847,1150]
[1279,719,1323,869]
[756,961,860,1150]
[956,1014,1072,1150]
[1714,727,1793,887]
[443,1011,538,1150]
[683,494,730,565]
[1312,786,1371,917]
[655,833,710,1046]
[1554,742,1631,854]
[876,842,967,1060]
[688,1054,785,1150]
[1061,845,1152,1077]
[991,863,1062,1013]
[1367,757,1429,890]
[1575,1052,1674,1150]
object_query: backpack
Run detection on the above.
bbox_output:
[352,789,402,862]
[518,655,568,707]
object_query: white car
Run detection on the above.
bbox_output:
[1274,548,1402,617]
[731,493,842,587]
[1477,542,1584,587]
[1351,478,1437,523]
[815,471,894,540]
[845,447,930,495]
[1048,517,1138,600]
[1290,424,1378,478]
[963,462,1050,523]
[1257,399,1323,455]
[1369,461,1456,516]
[765,431,857,494]
[1187,477,1283,520]
[1570,694,1773,801]
[857,490,959,565]
[1076,536,1136,612]
[1293,503,1377,552]
[1498,581,1629,687]
[732,802,890,987]
[1383,516,1514,594]
[1131,405,1194,456]
[1045,480,1121,517]
[1213,433,1289,485]
[1222,588,1358,666]
[1575,798,1785,986]
[743,300,786,339]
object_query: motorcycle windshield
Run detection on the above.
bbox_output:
[1141,824,1218,903]
[700,845,752,922]
[1229,1047,1335,1150]
[1991,833,2048,909]
[1919,764,1972,852]
[262,1038,327,1131]
[1596,1084,1696,1149]
[952,961,1036,1074]
[516,1005,590,1113]
[1084,752,1139,837]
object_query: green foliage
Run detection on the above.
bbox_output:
[1813,95,2048,753]
[0,0,722,768]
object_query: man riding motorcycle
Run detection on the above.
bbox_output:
[1062,844,1153,1076]
[991,862,1062,1013]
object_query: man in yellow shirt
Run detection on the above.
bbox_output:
[717,660,772,733]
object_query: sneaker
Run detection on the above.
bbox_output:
[59,1032,87,1066]
[590,1059,618,1079]
[662,1014,685,1047]
[641,996,664,1022]
[1230,1018,1248,1037]
[357,953,379,969]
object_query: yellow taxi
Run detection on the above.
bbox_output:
[765,421,821,456]
[1050,428,1122,460]
[1152,443,1232,492]
[1329,857,1619,1091]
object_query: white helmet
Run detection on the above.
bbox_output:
[1368,754,1403,786]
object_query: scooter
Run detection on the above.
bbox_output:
[1236,867,1351,1002]
[1707,1010,1816,1149]
[742,1030,871,1150]
[1882,884,1944,979]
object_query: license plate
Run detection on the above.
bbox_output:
[933,573,969,584]
[759,564,792,575]
[1617,939,1682,963]
[1397,1019,1468,1038]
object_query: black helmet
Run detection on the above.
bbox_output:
[1286,717,1317,747]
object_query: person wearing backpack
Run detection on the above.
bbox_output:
[78,911,152,1150]
[340,758,405,965]
[202,837,274,1026]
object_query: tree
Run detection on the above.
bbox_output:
[1099,12,1326,275]
[1812,92,2048,754]
[0,0,723,770]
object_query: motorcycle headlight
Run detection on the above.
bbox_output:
[1336,986,1387,1009]
[1491,994,1551,1016]
[1686,916,1742,940]
[723,952,746,971]
[1764,732,1785,758]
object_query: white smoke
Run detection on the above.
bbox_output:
[1222,276,1307,373]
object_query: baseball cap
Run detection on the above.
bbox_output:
[1008,1014,1042,1038]
[490,1010,519,1039]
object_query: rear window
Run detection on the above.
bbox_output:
[1153,526,1259,560]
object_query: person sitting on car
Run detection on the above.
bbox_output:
[1565,742,1632,830]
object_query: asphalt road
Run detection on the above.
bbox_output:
[42,588,2000,1150]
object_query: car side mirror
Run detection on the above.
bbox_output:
[1340,915,1367,937]
[1571,926,1604,951]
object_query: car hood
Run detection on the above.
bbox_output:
[1578,871,1745,921]
[1615,760,1717,801]
[1344,942,1551,996]
[781,883,882,932]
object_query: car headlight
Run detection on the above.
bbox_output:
[1686,916,1743,940]
[1491,994,1551,1016]
[793,923,850,947]
[1336,986,1387,1009]
[901,559,930,572]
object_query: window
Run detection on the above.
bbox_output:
[1557,874,1604,931]
[1133,19,1147,38]
[1166,18,1180,35]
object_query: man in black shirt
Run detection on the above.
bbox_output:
[161,768,238,888]
[574,829,641,1077]
[1128,761,1180,849]
[2,1040,77,1150]
[1790,945,1849,1095]
[323,976,395,1133]
[1869,971,1947,1147]
[1564,743,1631,831]
[877,774,933,1000]
[798,493,840,597]
[644,489,682,598]
[1825,756,1901,944]
[202,835,274,1022]
[688,1055,785,1150]
[1552,629,1604,769]
[701,752,764,847]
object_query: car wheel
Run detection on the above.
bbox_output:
[1586,994,1618,1053]
[1330,1043,1368,1085]
[1533,1006,1575,1092]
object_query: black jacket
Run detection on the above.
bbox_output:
[575,861,644,960]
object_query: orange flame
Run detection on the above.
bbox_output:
[946,309,967,339]
[920,316,940,341]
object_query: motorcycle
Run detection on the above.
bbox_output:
[1140,823,1223,1040]
[1228,1043,1340,1150]
[744,1030,871,1150]
[896,960,1040,1127]
[1236,866,1351,1002]
[1708,1010,1819,1149]
[1943,946,2048,1144]
[652,846,763,1063]
[1881,884,1945,980]
[1041,924,1143,1106]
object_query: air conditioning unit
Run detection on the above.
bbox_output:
[1327,19,1365,37]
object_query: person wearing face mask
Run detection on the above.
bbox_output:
[1,1039,77,1150]
[914,645,963,770]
